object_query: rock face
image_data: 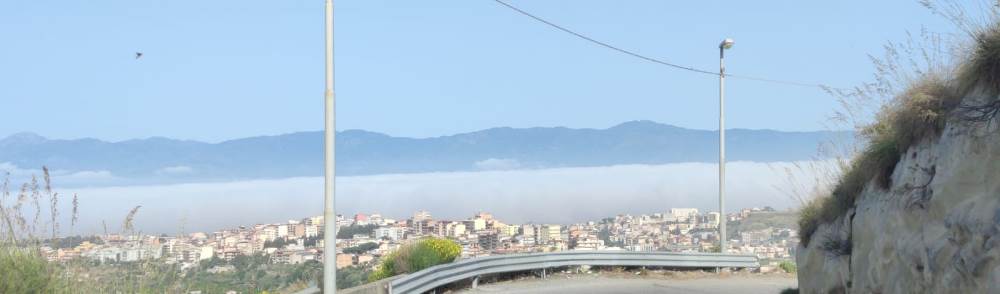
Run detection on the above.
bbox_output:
[797,97,1000,293]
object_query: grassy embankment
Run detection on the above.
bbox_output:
[798,10,1000,247]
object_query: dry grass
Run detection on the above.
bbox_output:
[956,13,1000,96]
[800,69,962,247]
[797,195,829,246]
[0,168,74,244]
[955,21,1000,124]
[123,205,142,234]
[798,0,1000,248]
[0,168,186,293]
[1,168,77,293]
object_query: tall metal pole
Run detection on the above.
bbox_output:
[718,45,726,255]
[323,0,337,292]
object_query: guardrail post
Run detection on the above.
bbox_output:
[472,275,480,288]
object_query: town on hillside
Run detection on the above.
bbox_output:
[40,206,798,273]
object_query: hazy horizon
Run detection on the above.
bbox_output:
[1,119,846,143]
[49,160,833,235]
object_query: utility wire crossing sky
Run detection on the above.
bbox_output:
[492,0,842,91]
[0,0,961,141]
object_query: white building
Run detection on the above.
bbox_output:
[305,225,320,238]
[706,212,721,227]
[538,225,561,244]
[447,223,467,238]
[467,218,486,232]
[668,208,699,222]
[199,246,215,261]
[413,210,432,221]
[374,227,405,241]
[278,224,290,238]
[521,225,537,245]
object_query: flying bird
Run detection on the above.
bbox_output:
[135,52,143,59]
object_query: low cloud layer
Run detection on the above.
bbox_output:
[48,161,833,234]
[1,162,121,187]
[155,165,196,176]
[474,158,521,170]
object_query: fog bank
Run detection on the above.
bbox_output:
[61,161,832,234]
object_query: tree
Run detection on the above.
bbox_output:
[336,224,376,239]
[47,235,104,249]
[287,260,322,286]
[597,227,622,247]
[263,238,289,249]
[343,242,378,254]
[336,265,371,289]
[303,235,322,247]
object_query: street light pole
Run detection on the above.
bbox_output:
[323,0,337,292]
[718,38,733,255]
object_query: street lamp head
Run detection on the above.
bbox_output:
[720,38,735,50]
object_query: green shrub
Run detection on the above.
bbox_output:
[368,237,461,282]
[423,238,461,261]
[0,247,67,293]
[336,265,371,289]
[778,260,797,274]
[368,258,395,282]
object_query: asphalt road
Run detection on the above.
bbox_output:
[455,275,796,294]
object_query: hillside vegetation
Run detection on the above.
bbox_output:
[0,171,321,293]
[798,19,1000,247]
[369,237,461,282]
[727,211,797,240]
[797,2,1000,293]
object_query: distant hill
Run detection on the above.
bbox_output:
[0,121,850,184]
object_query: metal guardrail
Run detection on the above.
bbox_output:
[388,250,759,294]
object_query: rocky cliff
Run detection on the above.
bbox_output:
[797,84,1000,293]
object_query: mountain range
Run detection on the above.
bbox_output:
[0,120,850,185]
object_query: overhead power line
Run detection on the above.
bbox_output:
[492,0,836,90]
[491,0,717,76]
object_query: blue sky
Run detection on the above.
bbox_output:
[1,0,956,142]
